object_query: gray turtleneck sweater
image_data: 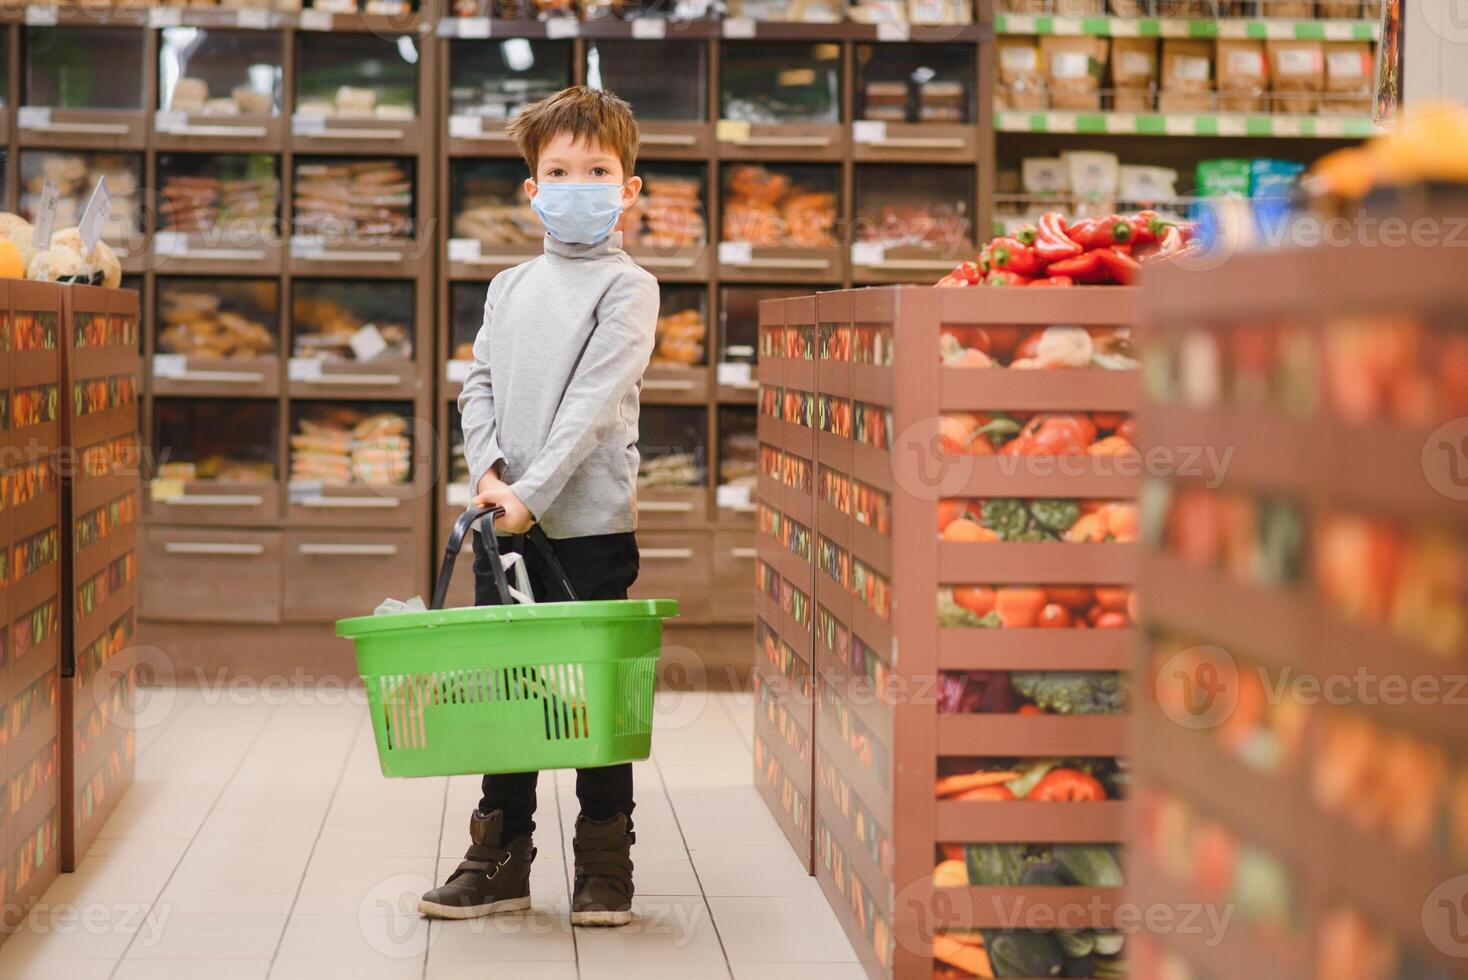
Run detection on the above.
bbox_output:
[458,232,659,538]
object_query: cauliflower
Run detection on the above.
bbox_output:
[1036,325,1094,368]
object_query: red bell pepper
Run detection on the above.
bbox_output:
[1129,210,1169,246]
[1094,246,1142,284]
[1034,212,1082,263]
[1012,224,1039,246]
[1027,275,1074,287]
[1028,768,1107,802]
[985,237,1045,277]
[985,269,1031,287]
[1067,215,1134,250]
[1043,249,1109,283]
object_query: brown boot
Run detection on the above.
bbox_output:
[570,813,634,926]
[419,809,534,919]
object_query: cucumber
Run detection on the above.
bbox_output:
[1021,861,1071,888]
[1091,930,1125,956]
[1056,928,1096,958]
[967,844,1027,886]
[1052,844,1124,888]
[1062,956,1095,977]
[985,931,1064,978]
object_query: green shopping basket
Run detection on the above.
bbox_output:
[337,505,678,777]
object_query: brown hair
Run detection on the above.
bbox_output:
[507,86,639,179]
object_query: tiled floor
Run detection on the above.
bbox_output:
[3,689,863,979]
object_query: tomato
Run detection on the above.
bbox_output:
[1047,586,1094,611]
[1094,586,1130,611]
[952,586,996,617]
[1091,412,1125,431]
[1017,704,1044,715]
[1095,611,1129,629]
[1126,590,1140,623]
[1115,417,1138,445]
[1028,768,1107,802]
[994,587,1048,628]
[1036,603,1073,628]
[937,500,969,532]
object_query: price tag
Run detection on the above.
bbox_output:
[448,238,482,263]
[876,21,910,42]
[716,362,753,387]
[448,114,482,139]
[717,241,752,265]
[18,107,52,130]
[454,16,491,38]
[299,8,333,30]
[446,360,473,383]
[349,324,388,363]
[288,479,325,501]
[153,231,188,256]
[155,109,187,133]
[716,484,752,509]
[725,344,755,359]
[447,483,471,507]
[544,16,579,38]
[715,119,751,143]
[237,8,272,29]
[78,177,112,254]
[722,16,755,38]
[288,356,324,381]
[25,7,57,26]
[31,181,59,250]
[153,354,187,378]
[291,114,327,135]
[631,17,665,39]
[149,7,182,27]
[291,235,324,257]
[150,478,185,503]
[852,120,888,144]
[852,242,886,266]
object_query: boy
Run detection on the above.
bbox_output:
[419,87,658,927]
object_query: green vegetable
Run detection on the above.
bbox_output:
[976,414,1023,448]
[1255,498,1303,585]
[1021,861,1069,888]
[1014,526,1059,542]
[1055,929,1096,958]
[966,844,1027,887]
[938,591,987,628]
[1062,956,1095,977]
[984,930,1065,978]
[1091,930,1125,956]
[1029,498,1080,533]
[1004,759,1058,799]
[1010,672,1129,716]
[1053,844,1124,888]
[980,498,1030,540]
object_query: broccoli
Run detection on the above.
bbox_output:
[1010,671,1129,715]
[979,498,1030,540]
[1029,498,1080,533]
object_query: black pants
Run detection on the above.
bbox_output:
[472,528,640,840]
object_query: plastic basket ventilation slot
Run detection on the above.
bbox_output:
[377,665,593,751]
[615,657,656,738]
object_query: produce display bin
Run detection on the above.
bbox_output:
[0,280,65,935]
[1132,242,1468,980]
[59,284,141,872]
[756,285,1143,979]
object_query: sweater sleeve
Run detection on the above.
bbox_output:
[508,269,658,520]
[456,278,506,495]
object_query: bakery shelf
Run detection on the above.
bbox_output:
[995,107,1378,137]
[993,12,1381,42]
[155,24,283,151]
[152,276,282,397]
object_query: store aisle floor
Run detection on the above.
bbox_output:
[1,688,861,979]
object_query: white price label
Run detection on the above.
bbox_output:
[155,109,187,132]
[448,114,482,138]
[288,479,325,500]
[631,17,665,39]
[718,241,753,265]
[545,16,579,38]
[31,181,59,250]
[289,356,325,381]
[851,242,886,266]
[78,177,112,254]
[716,484,752,509]
[448,238,482,263]
[149,7,182,27]
[876,21,909,42]
[18,107,52,130]
[153,231,188,256]
[453,16,490,38]
[237,8,272,29]
[852,120,888,144]
[446,360,473,383]
[299,8,333,30]
[722,16,756,39]
[25,7,57,25]
[349,323,388,363]
[291,114,327,135]
[291,235,325,257]
[153,355,187,378]
[447,483,471,507]
[716,362,753,387]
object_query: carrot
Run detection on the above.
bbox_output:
[935,770,1022,798]
[951,785,1016,801]
[933,933,994,978]
[943,520,1000,543]
[1065,512,1108,542]
[994,587,1047,628]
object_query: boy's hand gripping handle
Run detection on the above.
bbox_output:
[430,507,580,611]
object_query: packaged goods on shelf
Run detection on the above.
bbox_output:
[1110,37,1157,113]
[292,281,413,363]
[293,159,414,239]
[1065,151,1120,211]
[1216,39,1267,112]
[158,155,279,236]
[854,165,971,250]
[153,399,278,482]
[295,34,417,119]
[617,170,705,250]
[1266,38,1323,114]
[290,406,411,486]
[1323,41,1373,115]
[1040,35,1108,111]
[159,27,280,117]
[719,407,758,489]
[450,37,571,120]
[720,42,841,124]
[638,407,706,489]
[1159,38,1214,114]
[997,37,1044,110]
[721,165,837,248]
[158,282,278,359]
[726,0,848,21]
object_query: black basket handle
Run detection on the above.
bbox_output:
[430,506,579,610]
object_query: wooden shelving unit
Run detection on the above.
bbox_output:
[757,285,1142,979]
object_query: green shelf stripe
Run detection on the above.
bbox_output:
[1295,22,1325,40]
[994,14,1379,42]
[1135,114,1166,135]
[1194,115,1219,137]
[1075,113,1107,134]
[1187,20,1217,38]
[1245,116,1274,137]
[997,109,1375,139]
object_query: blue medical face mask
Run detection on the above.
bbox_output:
[530,182,625,245]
